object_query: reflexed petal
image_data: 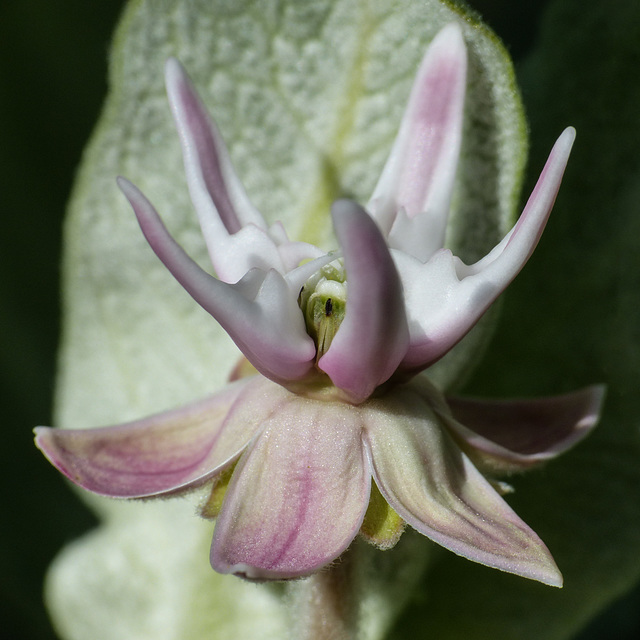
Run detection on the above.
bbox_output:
[368,22,467,262]
[34,378,257,498]
[118,178,316,383]
[211,385,371,579]
[443,385,605,473]
[362,385,563,586]
[398,128,576,371]
[319,200,409,404]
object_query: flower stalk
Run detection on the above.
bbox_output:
[288,555,356,640]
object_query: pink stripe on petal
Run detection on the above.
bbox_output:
[211,387,370,580]
[368,22,467,253]
[165,58,265,235]
[319,200,409,404]
[362,385,562,586]
[34,379,257,498]
[118,178,315,383]
[444,385,605,473]
[165,59,287,282]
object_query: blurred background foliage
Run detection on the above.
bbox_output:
[1,0,639,638]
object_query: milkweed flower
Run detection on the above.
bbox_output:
[35,23,603,587]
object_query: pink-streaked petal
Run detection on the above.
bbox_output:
[165,58,265,233]
[459,127,577,279]
[165,58,286,282]
[398,128,576,372]
[368,22,467,261]
[362,385,562,586]
[34,378,257,498]
[442,385,605,473]
[319,200,409,404]
[211,385,371,579]
[164,60,257,230]
[118,178,315,382]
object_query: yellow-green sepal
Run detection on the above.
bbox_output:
[359,481,405,550]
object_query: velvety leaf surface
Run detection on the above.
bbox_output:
[46,497,289,639]
[392,1,640,638]
[44,0,535,638]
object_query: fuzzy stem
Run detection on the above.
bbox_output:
[288,550,356,640]
[286,533,433,640]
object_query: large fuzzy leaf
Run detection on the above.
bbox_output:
[46,0,528,638]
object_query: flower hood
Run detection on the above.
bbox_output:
[115,23,575,404]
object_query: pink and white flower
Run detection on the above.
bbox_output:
[35,24,603,587]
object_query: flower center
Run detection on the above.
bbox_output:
[298,262,347,361]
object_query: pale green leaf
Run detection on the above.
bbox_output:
[47,1,528,638]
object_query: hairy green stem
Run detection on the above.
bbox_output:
[288,550,356,640]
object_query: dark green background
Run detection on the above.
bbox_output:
[1,1,638,638]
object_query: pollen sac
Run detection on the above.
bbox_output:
[298,262,347,360]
